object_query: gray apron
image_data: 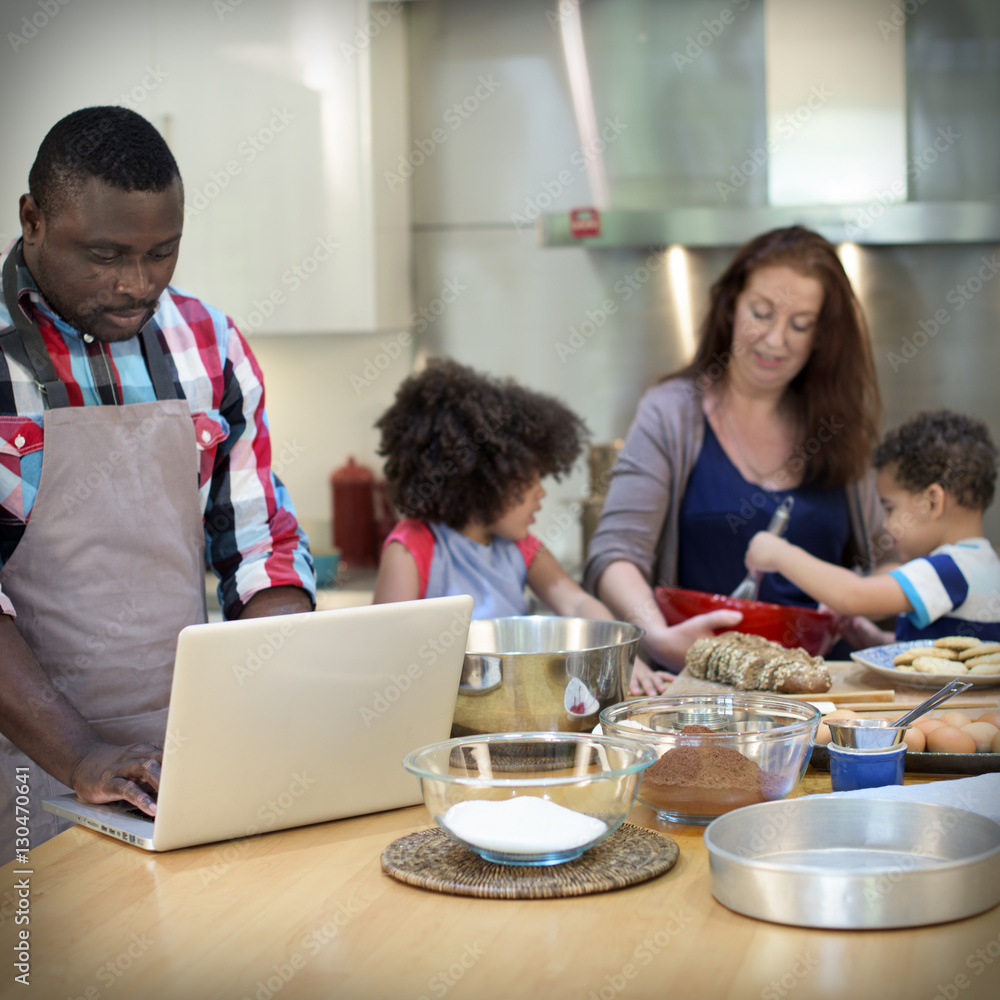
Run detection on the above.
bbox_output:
[0,248,207,854]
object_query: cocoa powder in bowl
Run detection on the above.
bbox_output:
[640,725,772,819]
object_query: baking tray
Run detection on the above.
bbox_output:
[811,743,1000,775]
[704,797,1000,928]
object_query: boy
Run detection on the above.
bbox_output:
[745,410,1000,643]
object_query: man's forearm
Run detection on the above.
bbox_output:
[0,615,102,786]
[238,585,313,619]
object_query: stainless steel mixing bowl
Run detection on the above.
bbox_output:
[452,617,644,737]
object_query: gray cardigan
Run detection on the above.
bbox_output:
[583,377,885,595]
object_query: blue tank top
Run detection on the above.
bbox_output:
[677,420,850,607]
[426,522,531,618]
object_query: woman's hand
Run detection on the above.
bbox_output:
[835,613,894,650]
[641,609,743,672]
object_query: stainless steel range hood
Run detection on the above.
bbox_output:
[538,0,1000,248]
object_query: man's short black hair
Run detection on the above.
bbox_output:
[28,106,181,216]
[874,409,998,511]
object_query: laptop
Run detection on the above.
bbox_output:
[43,595,473,851]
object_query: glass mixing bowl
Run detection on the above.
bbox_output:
[403,732,656,865]
[600,694,820,825]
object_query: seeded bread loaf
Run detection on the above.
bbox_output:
[685,632,832,694]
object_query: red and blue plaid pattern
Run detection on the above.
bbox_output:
[0,245,315,619]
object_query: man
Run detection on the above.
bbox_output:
[0,107,316,857]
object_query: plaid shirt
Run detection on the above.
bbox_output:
[0,243,315,620]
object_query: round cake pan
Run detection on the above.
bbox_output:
[704,797,1000,929]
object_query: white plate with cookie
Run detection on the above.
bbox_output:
[851,638,1000,688]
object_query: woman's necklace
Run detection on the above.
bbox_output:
[714,394,793,489]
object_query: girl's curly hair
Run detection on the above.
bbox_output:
[874,409,998,510]
[376,358,588,528]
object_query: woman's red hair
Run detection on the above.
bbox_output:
[671,225,880,488]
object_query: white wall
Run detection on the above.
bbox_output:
[247,331,413,550]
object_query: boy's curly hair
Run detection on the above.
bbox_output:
[376,358,588,528]
[874,409,998,510]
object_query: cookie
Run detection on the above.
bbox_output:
[917,661,972,675]
[933,636,983,651]
[893,646,940,665]
[968,663,1000,675]
[964,651,1000,668]
[911,656,969,674]
[958,642,1000,661]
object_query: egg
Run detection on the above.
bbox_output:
[825,709,860,720]
[913,718,945,735]
[976,711,1000,730]
[960,722,999,752]
[993,730,1000,753]
[902,727,926,753]
[939,710,973,730]
[925,725,977,754]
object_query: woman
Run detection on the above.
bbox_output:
[583,226,885,684]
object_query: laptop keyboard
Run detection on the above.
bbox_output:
[109,801,155,821]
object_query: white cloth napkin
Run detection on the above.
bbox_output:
[819,772,1000,825]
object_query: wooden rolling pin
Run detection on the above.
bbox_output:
[782,689,895,704]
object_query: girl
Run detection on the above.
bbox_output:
[372,358,662,693]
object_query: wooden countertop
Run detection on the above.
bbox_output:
[5,659,999,999]
[5,775,999,999]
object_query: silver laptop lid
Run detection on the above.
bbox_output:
[147,595,472,850]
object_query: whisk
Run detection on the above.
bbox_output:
[729,496,794,601]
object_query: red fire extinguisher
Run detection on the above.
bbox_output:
[330,457,376,568]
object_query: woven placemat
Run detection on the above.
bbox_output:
[380,823,679,899]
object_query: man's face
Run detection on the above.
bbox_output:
[19,175,183,343]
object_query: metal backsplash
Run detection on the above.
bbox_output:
[539,0,1000,246]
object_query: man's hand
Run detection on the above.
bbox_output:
[68,742,163,817]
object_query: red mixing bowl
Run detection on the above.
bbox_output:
[654,585,840,657]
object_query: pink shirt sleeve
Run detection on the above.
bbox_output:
[515,533,543,569]
[383,519,435,598]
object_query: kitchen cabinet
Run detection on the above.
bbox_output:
[0,0,411,336]
[155,0,411,335]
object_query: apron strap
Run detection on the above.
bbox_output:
[1,242,71,408]
[2,240,180,405]
[140,324,180,401]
